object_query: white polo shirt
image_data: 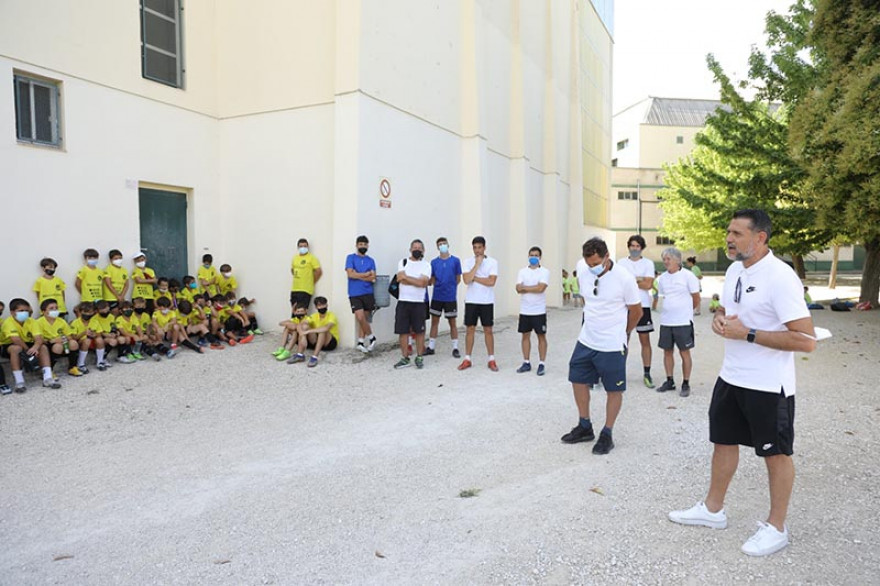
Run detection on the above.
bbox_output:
[397,258,432,303]
[719,251,810,396]
[578,263,641,352]
[617,256,655,308]
[516,266,550,315]
[463,255,498,305]
[657,268,700,326]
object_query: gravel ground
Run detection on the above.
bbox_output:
[1,277,878,585]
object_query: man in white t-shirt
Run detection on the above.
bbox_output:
[562,237,641,455]
[669,209,816,557]
[617,234,657,388]
[392,239,432,370]
[458,236,499,372]
[515,246,550,376]
[655,247,701,397]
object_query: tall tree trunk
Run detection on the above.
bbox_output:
[792,254,806,280]
[860,238,880,305]
[828,243,839,289]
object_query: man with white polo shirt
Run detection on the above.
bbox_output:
[617,234,657,388]
[669,209,816,557]
[561,237,641,455]
[655,247,701,397]
[392,239,432,370]
[515,246,550,376]
[458,236,499,372]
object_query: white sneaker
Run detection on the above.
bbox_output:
[741,521,789,556]
[356,342,369,354]
[367,337,376,352]
[668,501,728,529]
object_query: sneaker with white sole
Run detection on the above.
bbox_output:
[668,501,728,529]
[741,521,789,556]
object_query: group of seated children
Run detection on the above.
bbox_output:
[0,251,261,394]
[271,297,339,368]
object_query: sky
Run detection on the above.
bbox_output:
[612,0,795,113]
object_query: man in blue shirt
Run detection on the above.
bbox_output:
[426,237,462,357]
[344,235,377,353]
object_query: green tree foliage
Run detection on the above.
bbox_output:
[789,0,880,304]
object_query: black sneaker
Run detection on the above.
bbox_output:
[680,382,691,397]
[424,347,435,356]
[592,432,614,455]
[561,425,595,444]
[452,348,461,359]
[656,379,676,393]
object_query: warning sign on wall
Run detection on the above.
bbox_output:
[379,178,391,209]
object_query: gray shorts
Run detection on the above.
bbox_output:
[658,323,695,351]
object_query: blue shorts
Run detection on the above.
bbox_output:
[568,342,627,391]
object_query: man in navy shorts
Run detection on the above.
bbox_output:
[562,237,641,455]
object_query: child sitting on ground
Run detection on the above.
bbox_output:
[151,296,180,359]
[116,300,146,361]
[708,293,722,313]
[69,302,107,372]
[1,298,57,390]
[273,304,309,361]
[36,298,82,378]
[289,296,338,368]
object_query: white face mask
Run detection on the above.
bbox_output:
[135,261,146,268]
[298,247,309,255]
[48,310,60,318]
[112,259,123,267]
[160,309,169,315]
[222,272,231,278]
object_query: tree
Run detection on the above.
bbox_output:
[789,0,880,304]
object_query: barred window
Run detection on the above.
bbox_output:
[141,0,184,88]
[14,74,61,147]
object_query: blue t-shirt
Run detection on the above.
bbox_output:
[430,255,462,302]
[345,253,376,297]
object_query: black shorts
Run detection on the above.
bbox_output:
[429,299,458,318]
[394,301,427,335]
[306,336,338,351]
[464,303,494,327]
[290,291,312,311]
[518,314,547,334]
[635,307,654,333]
[658,323,695,350]
[350,294,375,313]
[709,378,795,457]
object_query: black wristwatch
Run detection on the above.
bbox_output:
[747,328,757,343]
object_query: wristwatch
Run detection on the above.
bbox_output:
[747,328,757,343]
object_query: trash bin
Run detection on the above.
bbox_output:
[374,275,391,308]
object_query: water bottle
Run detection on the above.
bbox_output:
[62,335,70,354]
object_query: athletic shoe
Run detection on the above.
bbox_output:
[96,362,108,371]
[487,360,499,372]
[307,356,319,368]
[367,337,377,351]
[13,382,27,393]
[423,347,435,356]
[151,353,162,362]
[415,356,424,369]
[680,382,691,397]
[247,330,255,336]
[211,343,225,350]
[132,353,145,361]
[197,338,208,347]
[656,379,676,393]
[42,378,62,389]
[452,348,461,359]
[276,349,292,361]
[356,342,368,354]
[253,328,264,335]
[79,365,90,374]
[457,359,472,371]
[166,348,178,359]
[560,425,595,444]
[536,364,546,376]
[592,432,614,455]
[741,522,789,557]
[668,501,728,529]
[644,373,655,388]
[516,362,531,373]
[239,334,255,344]
[394,357,411,369]
[68,367,84,377]
[227,339,238,347]
[287,353,306,364]
[170,344,178,350]
[272,346,285,356]
[102,360,113,368]
[0,384,12,395]
[117,355,134,364]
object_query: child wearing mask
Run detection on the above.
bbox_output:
[93,300,122,366]
[198,254,219,297]
[35,298,81,377]
[132,253,157,314]
[217,264,238,297]
[69,302,107,372]
[75,248,104,305]
[33,257,68,318]
[116,300,146,361]
[102,249,129,313]
[1,298,57,390]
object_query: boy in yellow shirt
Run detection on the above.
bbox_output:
[289,296,338,367]
[132,252,157,314]
[33,257,68,317]
[102,249,129,314]
[179,275,199,304]
[69,302,107,373]
[218,292,255,345]
[217,264,238,296]
[198,254,220,297]
[175,300,207,354]
[154,277,173,305]
[116,300,146,361]
[0,298,56,391]
[93,300,123,366]
[272,304,309,361]
[36,299,82,377]
[152,296,180,358]
[75,248,104,305]
[0,301,7,393]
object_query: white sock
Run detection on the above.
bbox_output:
[428,338,436,350]
[97,348,106,363]
[42,366,53,380]
[13,370,24,384]
[523,360,531,364]
[78,351,88,367]
[488,355,495,361]
[358,337,364,345]
[539,361,545,366]
[452,339,459,349]
[465,355,471,361]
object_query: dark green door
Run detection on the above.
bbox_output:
[139,188,188,281]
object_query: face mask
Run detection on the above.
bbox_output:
[295,313,306,320]
[136,261,146,269]
[222,272,231,278]
[45,268,56,276]
[189,283,198,289]
[203,263,211,269]
[438,244,449,254]
[159,287,168,293]
[134,307,146,314]
[411,250,424,260]
[357,247,368,255]
[99,311,110,317]
[123,309,133,317]
[15,311,30,322]
[588,261,606,276]
[298,247,309,255]
[48,310,60,318]
[86,259,98,267]
[528,257,540,266]
[82,314,94,321]
[214,303,224,310]
[112,258,123,267]
[317,307,328,315]
[629,248,642,258]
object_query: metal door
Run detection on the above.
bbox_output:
[138,188,188,281]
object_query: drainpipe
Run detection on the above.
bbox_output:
[637,178,642,235]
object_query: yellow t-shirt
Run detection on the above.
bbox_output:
[153,309,177,329]
[178,287,196,304]
[217,274,238,296]
[198,265,219,296]
[102,265,130,301]
[35,315,72,341]
[0,317,38,345]
[306,311,339,342]
[116,314,141,336]
[291,253,321,294]
[77,266,105,303]
[137,311,152,331]
[154,289,173,303]
[69,317,105,339]
[93,313,117,335]
[178,312,198,327]
[131,267,156,300]
[32,276,68,313]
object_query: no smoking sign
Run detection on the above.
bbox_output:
[379,178,392,209]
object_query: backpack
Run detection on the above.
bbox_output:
[388,258,407,299]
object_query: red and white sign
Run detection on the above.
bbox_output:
[379,178,391,208]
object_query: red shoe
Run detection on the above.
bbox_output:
[457,359,472,371]
[210,343,225,350]
[239,334,255,344]
[488,360,499,372]
[227,338,237,346]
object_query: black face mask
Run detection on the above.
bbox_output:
[82,314,94,321]
[411,250,424,260]
[98,311,110,317]
[134,307,146,314]
[123,310,133,317]
[357,247,368,255]
[295,313,306,320]
[317,307,328,315]
[45,268,56,276]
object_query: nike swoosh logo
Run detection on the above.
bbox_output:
[762,443,773,450]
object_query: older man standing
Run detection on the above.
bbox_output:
[668,209,816,557]
[655,247,701,397]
